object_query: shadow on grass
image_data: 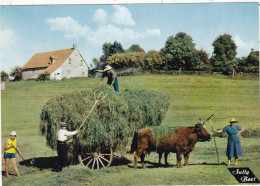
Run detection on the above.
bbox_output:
[19,156,58,170]
[19,155,132,170]
[111,155,132,166]
[189,162,227,166]
[1,171,16,177]
[127,160,174,169]
[128,161,227,169]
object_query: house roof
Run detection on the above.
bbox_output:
[22,48,74,74]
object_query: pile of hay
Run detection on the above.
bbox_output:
[40,85,169,154]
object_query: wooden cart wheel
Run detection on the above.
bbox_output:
[78,147,113,169]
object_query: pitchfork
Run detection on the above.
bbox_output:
[77,89,107,131]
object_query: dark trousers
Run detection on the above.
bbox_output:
[57,143,68,170]
[107,77,119,92]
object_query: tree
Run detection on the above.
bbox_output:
[143,50,165,70]
[162,32,199,71]
[92,57,101,69]
[196,49,211,70]
[1,71,9,81]
[127,44,145,53]
[107,52,145,69]
[113,41,125,54]
[10,66,23,81]
[100,41,125,63]
[247,49,259,67]
[210,33,237,74]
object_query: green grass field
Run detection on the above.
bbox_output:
[1,74,260,185]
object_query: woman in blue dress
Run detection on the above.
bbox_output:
[213,118,244,166]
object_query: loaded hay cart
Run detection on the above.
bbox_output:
[40,85,169,169]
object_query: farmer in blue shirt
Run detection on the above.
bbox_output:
[99,65,119,92]
[213,118,244,166]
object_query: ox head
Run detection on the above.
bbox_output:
[194,121,211,142]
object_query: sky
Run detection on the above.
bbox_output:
[0,3,259,73]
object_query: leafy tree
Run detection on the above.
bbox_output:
[247,49,259,67]
[92,57,102,69]
[1,71,9,81]
[100,41,125,62]
[10,66,23,81]
[162,32,199,70]
[196,49,211,70]
[236,49,259,73]
[107,52,145,69]
[113,41,125,54]
[127,44,145,53]
[143,50,165,70]
[210,33,237,74]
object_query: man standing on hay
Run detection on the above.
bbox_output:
[99,65,119,92]
[56,121,78,172]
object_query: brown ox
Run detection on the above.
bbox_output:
[131,124,211,168]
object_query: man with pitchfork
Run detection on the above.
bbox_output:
[56,121,79,172]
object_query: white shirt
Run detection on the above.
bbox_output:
[56,129,77,142]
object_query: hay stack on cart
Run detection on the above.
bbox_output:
[40,85,169,169]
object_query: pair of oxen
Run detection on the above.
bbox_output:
[131,123,212,168]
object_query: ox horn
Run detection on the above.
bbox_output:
[199,118,206,128]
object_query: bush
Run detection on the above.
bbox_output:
[241,128,260,138]
[1,71,9,81]
[37,73,50,81]
[213,128,260,138]
[10,66,23,81]
[40,85,169,158]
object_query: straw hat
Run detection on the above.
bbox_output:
[60,121,67,127]
[229,118,238,123]
[10,131,16,136]
[103,65,112,71]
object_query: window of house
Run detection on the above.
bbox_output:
[80,60,84,66]
[69,58,72,64]
[82,72,85,75]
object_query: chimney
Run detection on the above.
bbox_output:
[73,44,77,50]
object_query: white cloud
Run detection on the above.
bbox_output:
[94,8,108,24]
[0,29,15,49]
[45,15,160,47]
[45,16,91,39]
[111,5,135,26]
[234,35,255,50]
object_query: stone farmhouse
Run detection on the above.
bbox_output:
[22,44,89,80]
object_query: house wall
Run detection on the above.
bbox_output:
[50,67,62,80]
[56,50,88,80]
[22,68,45,80]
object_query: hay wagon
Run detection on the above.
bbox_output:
[77,145,114,169]
[40,86,169,170]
